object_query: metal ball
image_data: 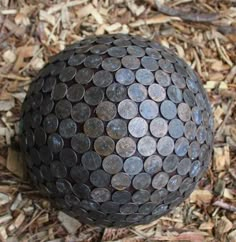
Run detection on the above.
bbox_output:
[21,34,214,227]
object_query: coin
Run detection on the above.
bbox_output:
[145,48,162,60]
[148,84,166,102]
[186,78,199,94]
[121,55,140,70]
[167,175,182,192]
[152,204,169,216]
[51,62,66,76]
[120,203,138,214]
[184,121,197,140]
[128,117,148,138]
[59,66,77,82]
[126,214,144,222]
[70,166,89,183]
[150,117,168,138]
[34,127,47,146]
[71,103,91,123]
[96,36,114,44]
[174,137,189,157]
[81,151,102,170]
[68,53,86,66]
[84,54,102,68]
[101,201,120,213]
[167,85,182,103]
[114,39,131,47]
[79,199,100,211]
[171,72,186,89]
[157,136,174,156]
[128,83,147,102]
[106,119,127,140]
[161,51,177,63]
[155,70,171,87]
[112,190,131,204]
[196,125,207,144]
[127,45,145,57]
[66,84,85,102]
[96,101,117,121]
[42,76,56,93]
[132,190,150,204]
[118,99,138,119]
[196,93,205,110]
[175,62,187,77]
[136,69,154,85]
[31,93,43,109]
[132,173,151,190]
[59,119,77,138]
[64,194,80,208]
[47,133,64,153]
[56,179,72,194]
[50,161,67,178]
[108,46,127,57]
[94,136,115,156]
[73,184,91,199]
[106,83,127,102]
[90,169,111,187]
[71,133,91,154]
[93,70,113,87]
[159,59,174,73]
[111,172,131,190]
[123,156,143,175]
[150,188,168,203]
[139,100,158,119]
[179,177,193,194]
[102,155,123,174]
[116,137,136,158]
[29,148,41,166]
[144,155,162,175]
[163,154,179,173]
[189,160,201,177]
[168,119,184,139]
[192,106,202,125]
[52,83,67,100]
[40,97,54,116]
[25,129,35,148]
[91,188,111,202]
[160,100,177,120]
[84,118,104,138]
[39,146,53,164]
[60,148,78,167]
[131,38,148,47]
[188,141,200,160]
[90,44,108,54]
[183,89,196,107]
[141,56,159,71]
[137,136,156,156]
[75,68,94,84]
[102,57,121,72]
[115,68,135,85]
[55,100,72,119]
[177,158,191,176]
[139,202,157,215]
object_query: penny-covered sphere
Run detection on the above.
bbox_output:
[21,34,214,227]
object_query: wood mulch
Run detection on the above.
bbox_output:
[0,0,235,241]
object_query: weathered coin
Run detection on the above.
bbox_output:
[157,136,174,156]
[81,151,102,171]
[123,156,143,175]
[96,101,117,121]
[168,119,184,139]
[160,100,177,120]
[84,86,104,106]
[106,119,127,140]
[94,136,115,156]
[155,70,171,87]
[128,83,147,102]
[93,70,113,87]
[91,188,111,203]
[148,84,166,102]
[59,66,76,82]
[59,119,77,139]
[90,169,111,188]
[136,69,154,85]
[118,99,138,119]
[115,68,135,85]
[139,100,159,119]
[128,117,148,138]
[111,172,131,190]
[71,103,91,123]
[132,173,151,190]
[75,68,94,84]
[152,171,169,190]
[167,175,182,192]
[106,83,127,102]
[121,55,140,70]
[102,155,123,174]
[66,84,85,102]
[71,133,91,154]
[84,118,104,138]
[137,136,156,156]
[116,137,136,158]
[141,56,159,71]
[144,155,162,175]
[163,154,179,173]
[102,57,121,72]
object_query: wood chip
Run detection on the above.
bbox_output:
[213,146,230,171]
[190,190,213,204]
[217,216,233,234]
[0,193,10,206]
[57,212,81,234]
[0,99,15,112]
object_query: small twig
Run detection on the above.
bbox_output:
[213,200,236,212]
[0,74,30,81]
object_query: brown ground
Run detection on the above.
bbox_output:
[0,0,235,241]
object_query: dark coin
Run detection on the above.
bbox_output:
[196,125,207,144]
[196,93,205,110]
[51,62,66,76]
[55,100,72,119]
[118,99,138,119]
[145,48,162,60]
[175,62,187,77]
[132,190,150,204]
[66,84,85,102]
[31,93,43,109]
[71,103,91,123]
[33,78,44,92]
[73,184,90,199]
[189,160,201,177]
[75,68,94,84]
[106,119,127,140]
[58,50,74,61]
[188,141,200,160]
[167,85,183,103]
[108,46,127,57]
[184,121,197,140]
[90,169,111,187]
[161,51,177,63]
[139,100,158,119]
[84,54,102,69]
[111,172,131,190]
[121,55,140,70]
[155,70,171,87]
[47,133,64,153]
[56,179,72,194]
[164,191,181,204]
[127,45,145,57]
[50,161,67,178]
[152,204,169,216]
[34,127,47,146]
[138,202,157,215]
[168,119,184,139]
[91,188,111,202]
[199,144,209,162]
[84,86,104,106]
[94,136,115,156]
[136,69,154,85]
[90,44,108,54]
[148,84,166,102]
[163,154,179,173]
[138,136,156,156]
[114,39,131,47]
[152,172,169,190]
[25,129,35,148]
[70,166,89,183]
[167,175,182,192]
[102,155,123,174]
[128,83,147,102]
[106,83,127,102]
[192,106,202,125]
[141,56,159,71]
[174,137,189,157]
[112,190,131,204]
[132,173,151,190]
[60,148,78,167]
[84,118,104,138]
[93,70,113,87]
[59,118,77,138]
[114,34,132,40]
[144,155,162,175]
[171,72,186,89]
[64,194,80,208]
[160,100,177,120]
[115,68,135,85]
[157,136,174,156]
[68,53,86,66]
[42,76,56,93]
[40,97,54,116]
[150,117,168,138]
[123,156,143,175]
[79,199,100,211]
[150,188,168,203]
[206,130,213,146]
[177,158,191,176]
[29,148,41,166]
[128,117,148,138]
[59,66,77,82]
[102,57,121,72]
[52,83,67,100]
[81,151,102,170]
[186,78,199,94]
[202,110,209,126]
[131,38,148,47]
[71,133,91,154]
[120,203,138,214]
[96,101,117,121]
[116,137,136,158]
[39,146,53,164]
[159,59,174,73]
[183,89,196,107]
[126,214,144,222]
[101,201,120,213]
[179,177,193,194]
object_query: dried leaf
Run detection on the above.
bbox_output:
[213,146,230,171]
[217,216,233,234]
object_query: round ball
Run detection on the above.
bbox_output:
[21,34,214,227]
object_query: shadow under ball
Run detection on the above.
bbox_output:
[21,34,214,227]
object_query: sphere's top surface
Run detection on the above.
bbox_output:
[21,34,214,227]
